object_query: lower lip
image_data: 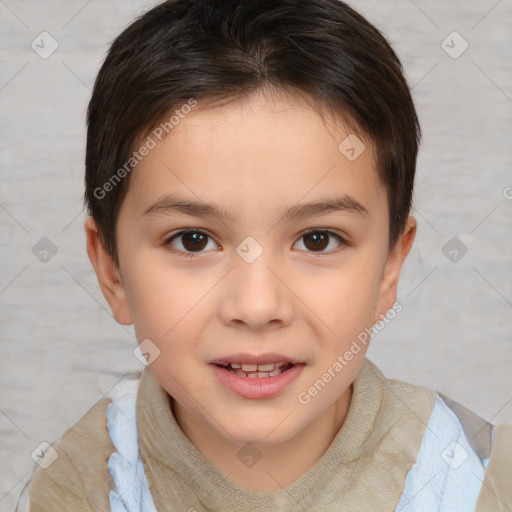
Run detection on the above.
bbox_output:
[211,363,305,399]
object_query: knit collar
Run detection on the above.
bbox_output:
[136,358,435,511]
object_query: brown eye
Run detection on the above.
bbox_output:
[295,230,345,254]
[303,232,329,251]
[181,232,207,251]
[166,229,217,256]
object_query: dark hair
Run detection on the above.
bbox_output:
[85,0,421,266]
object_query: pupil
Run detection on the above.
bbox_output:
[183,232,206,251]
[305,232,328,251]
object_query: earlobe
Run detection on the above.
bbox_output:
[374,216,416,323]
[84,217,133,325]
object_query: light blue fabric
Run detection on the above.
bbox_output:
[106,380,157,512]
[395,394,486,511]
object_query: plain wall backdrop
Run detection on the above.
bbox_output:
[1,0,511,509]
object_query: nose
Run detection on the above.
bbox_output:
[218,252,295,331]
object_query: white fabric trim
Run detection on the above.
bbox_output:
[106,377,157,512]
[395,394,486,511]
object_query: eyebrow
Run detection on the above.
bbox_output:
[142,193,369,222]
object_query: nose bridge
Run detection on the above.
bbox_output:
[219,242,294,329]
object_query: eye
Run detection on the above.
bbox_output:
[164,228,349,258]
[294,229,347,254]
[165,229,218,257]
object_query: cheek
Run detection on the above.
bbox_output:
[121,251,202,340]
[313,256,383,317]
[125,265,208,385]
[303,257,384,357]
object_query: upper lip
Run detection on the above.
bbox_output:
[210,352,304,366]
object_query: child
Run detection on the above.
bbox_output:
[27,0,512,510]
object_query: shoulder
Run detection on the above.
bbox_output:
[361,358,437,427]
[426,394,512,510]
[475,422,512,511]
[383,374,512,511]
[362,359,512,510]
[28,397,115,512]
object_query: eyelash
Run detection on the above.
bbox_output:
[164,228,350,259]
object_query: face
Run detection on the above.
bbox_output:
[87,90,415,450]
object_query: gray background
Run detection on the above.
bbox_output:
[1,0,511,509]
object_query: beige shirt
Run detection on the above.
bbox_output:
[28,358,512,511]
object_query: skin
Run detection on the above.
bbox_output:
[85,89,416,491]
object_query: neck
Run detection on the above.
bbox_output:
[173,384,353,491]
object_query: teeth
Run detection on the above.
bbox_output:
[223,362,293,378]
[227,362,288,371]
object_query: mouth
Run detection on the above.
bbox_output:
[211,360,305,399]
[214,361,295,378]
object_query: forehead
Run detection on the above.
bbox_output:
[122,90,384,222]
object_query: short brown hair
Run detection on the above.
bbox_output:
[85,0,421,265]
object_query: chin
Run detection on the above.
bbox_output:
[219,416,299,447]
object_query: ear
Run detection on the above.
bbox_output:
[373,215,416,323]
[84,217,133,325]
